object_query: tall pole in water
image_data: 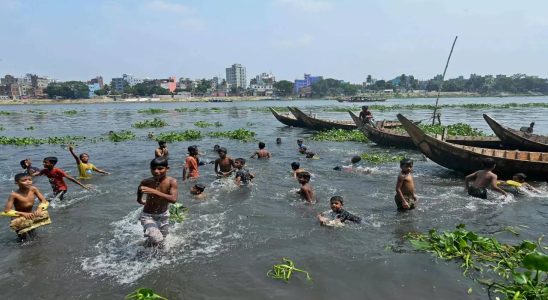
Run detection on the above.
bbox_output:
[431,36,458,125]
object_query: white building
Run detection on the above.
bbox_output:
[225,64,246,89]
[123,74,143,86]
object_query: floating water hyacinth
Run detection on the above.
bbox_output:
[108,130,136,142]
[25,126,35,130]
[193,121,215,128]
[63,110,78,115]
[267,258,312,282]
[310,129,368,142]
[360,153,405,164]
[207,128,256,142]
[325,102,548,112]
[0,111,14,115]
[168,203,188,223]
[138,108,168,114]
[125,288,167,300]
[132,118,167,128]
[155,130,202,142]
[0,135,87,146]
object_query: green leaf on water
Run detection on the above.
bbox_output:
[522,252,548,272]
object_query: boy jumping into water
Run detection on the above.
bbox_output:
[214,147,235,177]
[137,157,178,247]
[234,158,254,186]
[297,171,315,203]
[317,196,361,226]
[250,142,272,159]
[183,145,200,181]
[2,173,50,240]
[69,145,110,179]
[465,158,508,199]
[36,157,89,200]
[395,158,418,210]
[155,141,169,159]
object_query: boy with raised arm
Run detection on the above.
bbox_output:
[36,156,89,200]
[297,171,315,203]
[137,157,178,247]
[69,145,110,179]
[214,147,235,177]
[2,173,51,239]
[250,142,272,159]
[395,158,418,210]
[465,158,508,199]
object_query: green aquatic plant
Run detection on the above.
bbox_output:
[138,108,168,114]
[108,130,136,142]
[24,126,35,130]
[175,107,223,113]
[193,121,215,128]
[419,123,486,136]
[406,224,548,300]
[132,118,168,128]
[27,110,47,115]
[310,129,368,142]
[250,106,289,112]
[207,128,256,142]
[0,126,4,131]
[63,110,78,115]
[326,102,548,113]
[155,130,202,142]
[125,288,167,300]
[0,111,14,115]
[0,135,87,146]
[214,121,223,127]
[267,258,312,282]
[169,203,188,223]
[360,152,405,164]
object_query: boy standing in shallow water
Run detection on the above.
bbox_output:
[155,141,169,159]
[214,147,235,177]
[465,158,508,199]
[137,157,178,247]
[183,145,200,181]
[395,158,418,210]
[297,171,315,203]
[36,156,89,200]
[69,145,110,179]
[250,142,272,159]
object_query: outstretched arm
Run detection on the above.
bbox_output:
[65,174,90,190]
[136,183,145,205]
[250,151,258,159]
[68,145,81,164]
[92,166,110,175]
[490,175,508,196]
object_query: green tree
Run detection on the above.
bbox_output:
[45,81,89,99]
[131,81,170,96]
[273,80,294,96]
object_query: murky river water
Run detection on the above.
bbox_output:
[0,97,547,299]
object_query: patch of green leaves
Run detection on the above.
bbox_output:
[0,135,87,146]
[193,121,215,128]
[419,123,486,136]
[24,126,35,130]
[207,128,256,142]
[360,152,405,164]
[63,110,78,115]
[0,111,14,115]
[133,118,168,128]
[138,108,168,114]
[169,203,188,223]
[108,130,136,142]
[125,288,167,300]
[267,258,312,282]
[327,102,548,112]
[310,129,368,142]
[155,130,202,142]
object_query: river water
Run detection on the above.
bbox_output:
[0,97,546,299]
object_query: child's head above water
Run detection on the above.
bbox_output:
[512,173,527,183]
[481,158,496,170]
[258,142,265,149]
[297,171,311,183]
[218,147,227,157]
[191,183,206,195]
[276,138,282,144]
[43,157,58,168]
[297,139,303,145]
[20,159,30,169]
[213,144,220,152]
[158,140,167,148]
[351,155,362,164]
[79,153,90,163]
[291,162,300,171]
[188,145,199,155]
[329,196,344,212]
[14,173,32,186]
[400,158,413,173]
[234,158,246,168]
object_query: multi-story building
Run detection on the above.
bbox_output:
[294,74,322,96]
[250,72,275,96]
[158,77,177,93]
[123,74,143,87]
[111,77,125,93]
[225,63,246,89]
[89,76,104,88]
[88,83,101,98]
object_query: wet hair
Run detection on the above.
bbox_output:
[235,158,246,165]
[158,140,167,146]
[19,160,27,169]
[276,138,282,144]
[330,196,344,205]
[194,183,206,192]
[297,139,303,143]
[79,153,89,159]
[291,162,300,170]
[150,157,168,168]
[188,145,198,155]
[333,166,342,171]
[258,142,265,149]
[14,173,31,183]
[297,171,311,181]
[400,158,413,167]
[43,157,58,165]
[213,144,220,151]
[351,155,362,164]
[482,158,496,169]
[362,105,369,110]
[218,147,227,154]
[305,152,315,158]
[513,173,527,181]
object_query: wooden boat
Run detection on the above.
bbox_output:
[269,107,306,127]
[397,113,548,178]
[288,107,357,130]
[483,114,548,152]
[350,111,503,149]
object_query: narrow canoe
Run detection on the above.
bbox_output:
[269,107,306,128]
[398,113,548,178]
[288,107,356,130]
[349,111,502,149]
[483,114,548,152]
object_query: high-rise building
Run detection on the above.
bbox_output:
[225,64,246,89]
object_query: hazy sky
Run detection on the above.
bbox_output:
[1,0,547,83]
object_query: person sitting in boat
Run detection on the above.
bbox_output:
[464,158,508,199]
[519,122,534,134]
[497,173,541,195]
[359,106,374,126]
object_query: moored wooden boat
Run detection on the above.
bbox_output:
[269,107,306,127]
[349,111,502,149]
[288,107,357,130]
[397,113,548,178]
[483,114,548,152]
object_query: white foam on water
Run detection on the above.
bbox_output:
[81,207,241,285]
[48,189,96,209]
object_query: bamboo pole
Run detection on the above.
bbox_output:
[431,36,458,125]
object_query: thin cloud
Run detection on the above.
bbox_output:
[274,0,333,12]
[144,0,193,14]
[272,34,313,48]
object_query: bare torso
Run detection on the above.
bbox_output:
[216,157,234,173]
[140,176,175,214]
[472,170,495,188]
[11,188,39,213]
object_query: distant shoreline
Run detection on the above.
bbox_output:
[0,92,545,106]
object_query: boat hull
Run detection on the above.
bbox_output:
[483,114,548,152]
[269,107,306,127]
[289,107,356,130]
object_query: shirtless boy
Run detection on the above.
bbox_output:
[155,141,169,159]
[291,162,305,179]
[250,142,272,159]
[395,158,418,210]
[137,157,178,247]
[465,158,508,199]
[2,173,49,239]
[190,183,206,200]
[297,171,315,203]
[214,147,235,177]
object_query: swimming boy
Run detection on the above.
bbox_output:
[334,156,372,174]
[297,139,307,152]
[214,147,235,177]
[297,171,315,203]
[137,157,178,247]
[464,158,508,199]
[36,157,89,200]
[183,145,200,181]
[317,196,362,226]
[503,173,541,193]
[291,162,305,179]
[20,158,40,176]
[69,145,110,179]
[234,158,255,186]
[2,173,50,239]
[395,158,418,210]
[155,141,169,159]
[276,138,282,145]
[250,142,272,159]
[190,183,206,200]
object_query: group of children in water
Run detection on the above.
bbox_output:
[2,136,543,246]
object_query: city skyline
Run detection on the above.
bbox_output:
[1,0,548,82]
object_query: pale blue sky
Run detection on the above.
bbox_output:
[1,0,547,82]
